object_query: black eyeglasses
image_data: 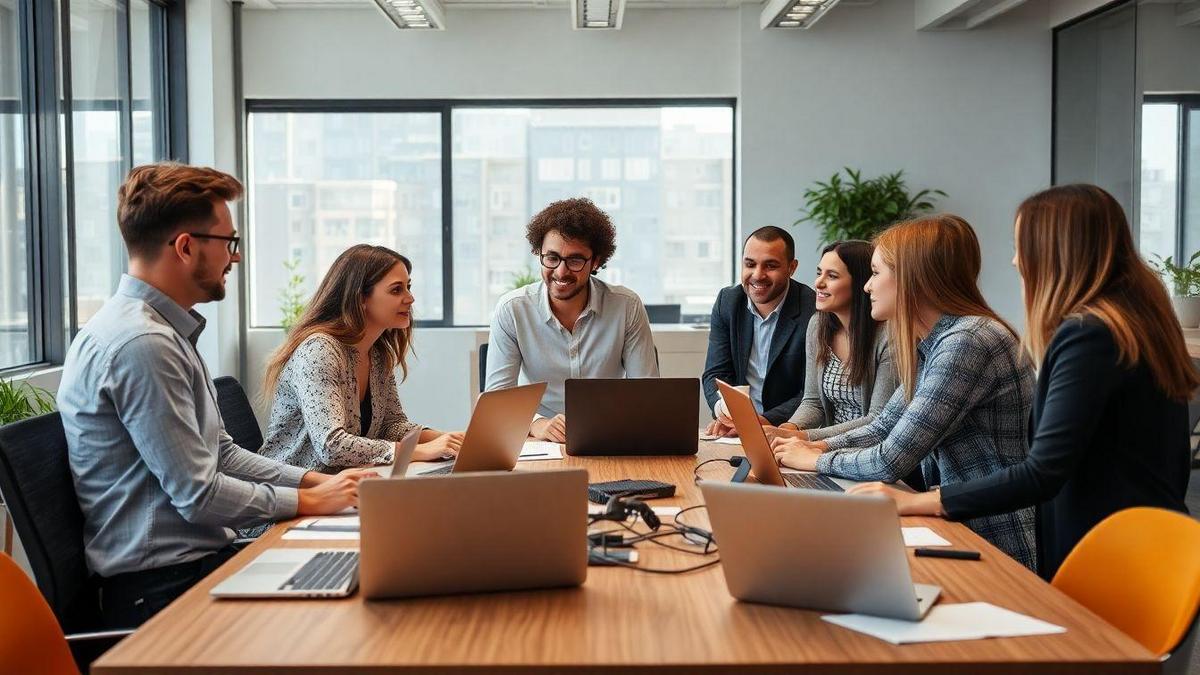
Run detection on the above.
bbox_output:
[168,233,241,254]
[539,252,591,272]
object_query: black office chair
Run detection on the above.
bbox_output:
[214,376,264,452]
[0,412,132,669]
[478,343,489,394]
[645,304,682,324]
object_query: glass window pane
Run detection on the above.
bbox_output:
[248,112,444,326]
[69,0,125,326]
[130,0,162,166]
[451,106,734,326]
[0,2,32,369]
[1185,107,1200,258]
[1139,103,1179,261]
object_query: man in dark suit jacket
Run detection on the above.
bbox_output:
[703,226,816,436]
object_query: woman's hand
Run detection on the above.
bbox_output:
[413,432,464,462]
[769,437,826,471]
[846,482,942,516]
[763,425,807,442]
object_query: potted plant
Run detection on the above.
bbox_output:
[279,258,308,332]
[0,378,55,427]
[796,168,946,244]
[1152,252,1200,329]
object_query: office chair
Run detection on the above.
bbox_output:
[214,376,264,451]
[1051,507,1200,673]
[0,552,80,675]
[478,343,489,394]
[0,413,132,671]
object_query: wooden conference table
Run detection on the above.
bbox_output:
[94,442,1156,674]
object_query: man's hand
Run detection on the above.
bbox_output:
[297,468,377,515]
[704,418,737,438]
[413,432,464,462]
[530,414,567,443]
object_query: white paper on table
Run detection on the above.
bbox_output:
[712,437,742,446]
[822,602,1066,645]
[518,441,564,461]
[901,527,951,547]
[281,517,361,541]
[587,504,682,521]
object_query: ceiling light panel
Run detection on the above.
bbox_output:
[373,0,446,30]
[760,0,842,30]
[571,0,626,30]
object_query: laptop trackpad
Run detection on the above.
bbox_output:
[243,562,298,577]
[914,583,942,618]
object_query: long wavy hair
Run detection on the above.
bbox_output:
[815,240,879,387]
[875,215,1014,401]
[263,244,414,397]
[1016,184,1198,401]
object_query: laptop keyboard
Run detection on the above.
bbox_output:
[280,551,359,592]
[782,473,844,492]
[420,464,454,476]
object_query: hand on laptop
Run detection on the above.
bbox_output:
[703,417,738,438]
[764,424,807,442]
[297,467,377,515]
[530,414,567,443]
[414,432,463,462]
[770,437,827,471]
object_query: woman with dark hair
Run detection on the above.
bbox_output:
[769,240,897,442]
[260,244,463,473]
[849,185,1197,579]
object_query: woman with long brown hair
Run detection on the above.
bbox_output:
[769,240,897,441]
[260,244,463,473]
[848,185,1197,579]
[771,215,1037,569]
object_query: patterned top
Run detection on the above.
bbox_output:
[821,352,863,426]
[817,314,1038,569]
[260,334,420,473]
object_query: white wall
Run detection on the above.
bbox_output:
[1138,3,1200,94]
[738,0,1051,322]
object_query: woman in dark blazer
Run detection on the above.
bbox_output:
[851,184,1198,579]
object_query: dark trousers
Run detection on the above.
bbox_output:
[98,546,237,629]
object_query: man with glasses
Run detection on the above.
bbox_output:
[485,197,659,442]
[57,162,373,628]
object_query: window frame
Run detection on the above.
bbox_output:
[1144,94,1200,263]
[0,0,185,377]
[244,97,739,328]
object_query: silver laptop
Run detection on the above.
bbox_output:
[211,548,359,599]
[359,469,588,599]
[375,426,422,478]
[700,480,941,620]
[413,382,546,476]
[715,379,848,492]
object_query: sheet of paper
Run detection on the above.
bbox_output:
[518,441,564,461]
[713,437,742,446]
[822,602,1066,645]
[282,517,361,541]
[901,527,951,547]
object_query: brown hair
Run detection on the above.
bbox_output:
[875,214,1015,401]
[117,162,243,259]
[262,245,414,397]
[815,240,879,387]
[1016,184,1199,401]
[525,198,617,272]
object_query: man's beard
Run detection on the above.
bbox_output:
[193,249,228,301]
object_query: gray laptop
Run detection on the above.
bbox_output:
[565,378,699,456]
[700,480,941,620]
[377,426,422,478]
[358,469,588,599]
[211,548,359,599]
[414,382,547,476]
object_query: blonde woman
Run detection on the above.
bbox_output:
[771,215,1037,569]
[849,185,1197,579]
[260,244,463,473]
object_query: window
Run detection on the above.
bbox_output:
[246,101,734,327]
[1140,97,1200,265]
[0,1,182,372]
[247,111,444,326]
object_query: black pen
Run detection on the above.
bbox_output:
[914,547,981,560]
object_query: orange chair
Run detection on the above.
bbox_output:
[0,552,79,675]
[1052,507,1200,672]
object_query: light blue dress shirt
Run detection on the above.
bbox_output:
[485,277,659,417]
[744,285,788,413]
[58,275,308,577]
